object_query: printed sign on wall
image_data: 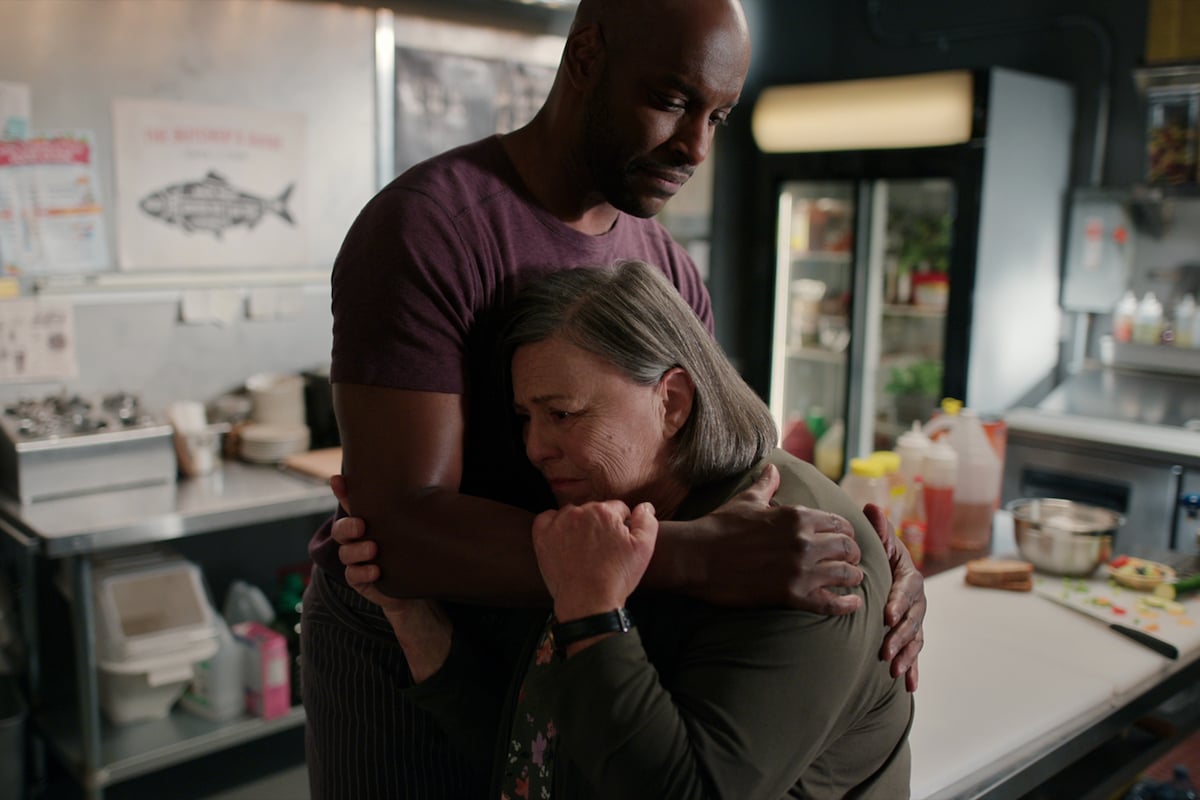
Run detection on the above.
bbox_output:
[112,98,307,270]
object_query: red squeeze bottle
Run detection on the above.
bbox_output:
[782,417,815,463]
[922,441,957,559]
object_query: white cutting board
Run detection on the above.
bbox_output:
[909,567,1196,799]
[1032,575,1200,667]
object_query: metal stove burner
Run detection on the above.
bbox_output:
[3,391,156,441]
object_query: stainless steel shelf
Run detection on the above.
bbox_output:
[37,703,306,787]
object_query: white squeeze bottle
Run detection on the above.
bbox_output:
[1113,290,1137,343]
[181,613,243,722]
[895,421,932,495]
[1134,291,1163,345]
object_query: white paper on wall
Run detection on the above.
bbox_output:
[0,298,78,381]
[112,98,308,270]
[0,81,31,139]
[0,131,110,274]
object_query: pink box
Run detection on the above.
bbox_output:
[231,621,291,720]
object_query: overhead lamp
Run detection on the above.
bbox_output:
[752,70,975,153]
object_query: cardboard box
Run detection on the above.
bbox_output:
[231,621,291,720]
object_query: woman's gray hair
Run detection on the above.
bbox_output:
[500,259,778,486]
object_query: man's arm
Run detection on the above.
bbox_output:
[335,382,545,603]
[336,385,865,608]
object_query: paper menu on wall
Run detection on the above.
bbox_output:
[0,130,110,274]
[0,298,78,381]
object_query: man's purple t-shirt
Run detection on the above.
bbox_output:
[309,135,712,575]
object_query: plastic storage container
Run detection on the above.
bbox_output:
[840,457,891,514]
[89,552,218,724]
[925,406,999,551]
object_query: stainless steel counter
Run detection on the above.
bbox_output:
[1005,367,1200,465]
[0,460,336,557]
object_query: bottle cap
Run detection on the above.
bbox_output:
[849,457,886,479]
[869,451,901,475]
[940,397,963,416]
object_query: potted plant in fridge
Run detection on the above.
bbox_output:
[895,213,951,310]
[885,358,943,426]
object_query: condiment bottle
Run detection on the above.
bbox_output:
[1174,294,1196,348]
[1113,290,1137,344]
[944,408,1001,550]
[895,421,932,494]
[814,419,844,481]
[839,457,890,514]
[781,416,815,463]
[1134,291,1163,345]
[922,441,958,559]
[899,476,927,569]
[869,450,903,525]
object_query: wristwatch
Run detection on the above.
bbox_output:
[550,608,634,657]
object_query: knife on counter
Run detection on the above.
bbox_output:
[1038,591,1179,660]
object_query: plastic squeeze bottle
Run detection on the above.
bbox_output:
[922,440,958,559]
[839,457,890,514]
[1174,294,1196,348]
[869,450,903,526]
[1134,291,1163,345]
[895,421,932,493]
[1113,290,1137,344]
[814,419,844,481]
[899,476,927,569]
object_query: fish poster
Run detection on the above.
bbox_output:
[112,98,307,270]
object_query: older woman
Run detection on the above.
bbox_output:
[338,260,913,799]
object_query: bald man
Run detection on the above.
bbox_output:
[302,1,926,796]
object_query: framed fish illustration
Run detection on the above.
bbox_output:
[112,98,308,270]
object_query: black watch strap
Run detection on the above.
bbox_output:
[550,608,634,657]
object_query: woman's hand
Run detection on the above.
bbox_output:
[532,500,658,623]
[331,474,453,682]
[863,503,924,692]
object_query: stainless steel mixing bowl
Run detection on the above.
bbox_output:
[1007,498,1123,576]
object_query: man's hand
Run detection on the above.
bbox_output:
[863,502,924,692]
[689,464,864,613]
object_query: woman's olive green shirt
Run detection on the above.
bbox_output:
[406,449,914,799]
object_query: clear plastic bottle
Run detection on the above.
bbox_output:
[869,451,903,525]
[180,613,244,722]
[814,419,844,482]
[1113,290,1137,344]
[1175,294,1197,348]
[839,457,891,513]
[1134,291,1164,345]
[899,476,927,569]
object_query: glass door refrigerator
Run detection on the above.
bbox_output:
[755,69,1076,479]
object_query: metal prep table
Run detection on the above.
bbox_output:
[0,460,336,800]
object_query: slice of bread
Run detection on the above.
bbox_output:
[964,558,1034,592]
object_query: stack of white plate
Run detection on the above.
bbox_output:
[239,423,310,464]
